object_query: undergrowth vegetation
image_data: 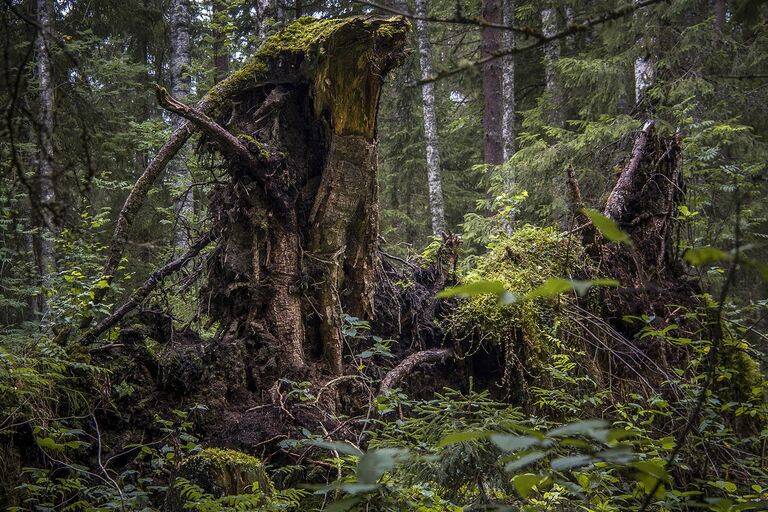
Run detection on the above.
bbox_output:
[1,217,766,511]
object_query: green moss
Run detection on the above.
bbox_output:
[180,448,271,495]
[443,226,594,386]
[200,16,410,137]
[722,334,766,401]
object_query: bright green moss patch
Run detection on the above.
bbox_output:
[179,448,271,495]
[443,226,595,386]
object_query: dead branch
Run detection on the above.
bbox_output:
[565,164,588,219]
[157,86,291,210]
[604,120,654,221]
[156,86,260,168]
[90,121,196,309]
[379,348,452,394]
[92,71,273,309]
[81,231,216,344]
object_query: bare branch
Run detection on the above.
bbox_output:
[82,231,216,343]
[354,0,544,39]
[396,0,669,84]
[156,86,260,167]
[91,120,197,308]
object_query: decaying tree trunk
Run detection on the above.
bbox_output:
[182,17,411,377]
[602,121,684,283]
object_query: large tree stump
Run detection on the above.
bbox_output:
[194,17,409,377]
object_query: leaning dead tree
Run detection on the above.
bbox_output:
[90,17,410,379]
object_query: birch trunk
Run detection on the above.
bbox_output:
[169,0,193,249]
[35,0,55,314]
[502,0,516,162]
[414,0,446,235]
[634,0,655,106]
[481,0,504,165]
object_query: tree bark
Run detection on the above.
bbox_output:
[634,0,655,107]
[502,0,516,162]
[379,348,451,393]
[714,0,726,30]
[193,17,410,376]
[212,0,230,84]
[414,0,446,235]
[35,0,55,314]
[169,0,193,249]
[540,5,562,126]
[482,0,504,166]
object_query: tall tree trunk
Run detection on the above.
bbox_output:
[540,5,562,126]
[212,0,230,84]
[169,0,193,249]
[634,0,655,108]
[481,0,504,166]
[35,0,55,314]
[714,0,726,30]
[502,0,516,162]
[414,0,446,235]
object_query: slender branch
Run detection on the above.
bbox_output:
[81,231,216,343]
[402,0,669,84]
[91,119,197,308]
[354,0,544,39]
[637,191,742,511]
[379,348,452,394]
[565,164,586,217]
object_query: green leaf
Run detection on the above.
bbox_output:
[490,434,542,452]
[438,430,493,447]
[526,278,619,300]
[338,483,380,495]
[512,473,543,498]
[504,451,547,472]
[684,247,731,266]
[323,496,362,512]
[551,455,593,471]
[632,459,670,482]
[547,420,609,438]
[436,280,506,298]
[581,208,631,245]
[356,448,405,484]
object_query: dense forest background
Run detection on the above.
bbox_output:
[1,0,768,510]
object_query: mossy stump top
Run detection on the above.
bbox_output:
[203,16,411,139]
[167,448,271,509]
